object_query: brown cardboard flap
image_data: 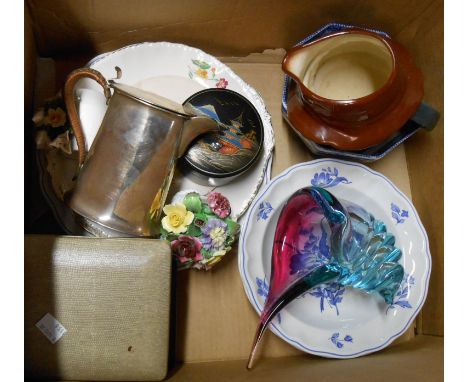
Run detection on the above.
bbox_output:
[167,335,443,382]
[27,0,441,58]
[57,335,443,381]
[24,6,37,115]
[396,0,444,336]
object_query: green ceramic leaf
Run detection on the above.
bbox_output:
[226,218,240,237]
[178,260,193,270]
[183,192,202,213]
[201,248,212,259]
[160,227,179,242]
[159,227,169,239]
[194,213,208,227]
[185,224,201,237]
[225,235,235,246]
[203,205,213,215]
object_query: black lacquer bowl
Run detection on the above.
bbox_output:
[181,88,264,186]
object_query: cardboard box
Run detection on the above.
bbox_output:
[24,0,443,380]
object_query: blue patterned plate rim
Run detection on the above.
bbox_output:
[238,158,431,358]
[282,110,421,162]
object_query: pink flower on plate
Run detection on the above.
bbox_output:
[171,236,203,264]
[207,192,231,219]
[216,78,228,89]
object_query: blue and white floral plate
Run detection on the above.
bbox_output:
[238,159,431,358]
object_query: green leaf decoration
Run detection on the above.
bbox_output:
[178,260,193,270]
[159,227,170,239]
[192,59,211,69]
[226,218,240,237]
[203,205,213,215]
[185,224,201,237]
[194,213,208,227]
[225,235,235,246]
[183,192,202,213]
[201,248,212,259]
[168,234,179,242]
[160,227,179,242]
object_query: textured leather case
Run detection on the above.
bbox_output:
[25,235,172,381]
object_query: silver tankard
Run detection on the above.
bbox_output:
[63,68,219,237]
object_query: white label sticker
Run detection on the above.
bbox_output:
[35,313,67,344]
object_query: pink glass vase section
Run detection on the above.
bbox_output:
[246,186,404,369]
[247,188,341,369]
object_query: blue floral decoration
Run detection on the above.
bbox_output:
[311,167,351,188]
[290,220,346,316]
[309,283,345,316]
[391,203,409,224]
[290,223,330,274]
[256,277,269,298]
[257,201,273,221]
[255,277,281,324]
[386,273,415,314]
[330,333,353,348]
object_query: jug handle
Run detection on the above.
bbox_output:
[63,68,111,167]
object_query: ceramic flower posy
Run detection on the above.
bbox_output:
[33,94,73,155]
[159,191,240,271]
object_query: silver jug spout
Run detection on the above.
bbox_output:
[177,116,219,158]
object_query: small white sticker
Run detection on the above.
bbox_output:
[35,313,67,344]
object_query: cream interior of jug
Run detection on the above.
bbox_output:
[294,34,394,100]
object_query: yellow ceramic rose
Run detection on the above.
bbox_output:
[161,203,194,234]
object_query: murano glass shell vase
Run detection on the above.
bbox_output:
[247,186,404,369]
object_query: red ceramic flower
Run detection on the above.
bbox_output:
[207,192,231,218]
[216,78,228,88]
[171,236,203,264]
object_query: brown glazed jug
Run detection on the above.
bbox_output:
[282,29,424,150]
[63,68,219,237]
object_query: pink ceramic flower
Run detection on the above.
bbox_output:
[207,192,231,218]
[216,78,228,88]
[171,236,203,264]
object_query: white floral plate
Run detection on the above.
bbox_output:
[39,42,274,234]
[238,159,431,358]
